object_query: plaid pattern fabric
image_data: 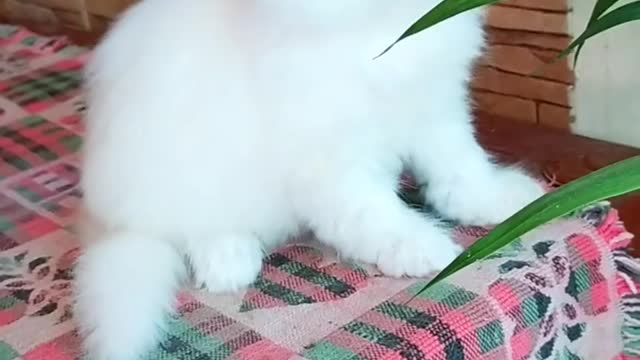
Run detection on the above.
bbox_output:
[0,59,84,113]
[241,245,371,311]
[0,193,58,250]
[0,115,81,180]
[0,24,639,360]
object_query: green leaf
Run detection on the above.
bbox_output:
[589,0,622,24]
[384,0,640,70]
[559,1,640,62]
[378,0,500,57]
[415,156,640,296]
[574,0,621,63]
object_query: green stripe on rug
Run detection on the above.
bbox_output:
[303,340,366,360]
[145,318,232,360]
[0,341,19,360]
[8,70,81,96]
[406,281,477,308]
[252,275,315,306]
[0,295,20,310]
[375,301,436,328]
[344,321,423,356]
[266,253,355,296]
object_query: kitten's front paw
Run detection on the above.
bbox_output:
[376,224,462,278]
[189,235,264,293]
[489,168,546,222]
[428,167,545,226]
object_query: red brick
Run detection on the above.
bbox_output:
[499,0,568,11]
[85,0,134,17]
[482,44,574,84]
[487,28,571,51]
[472,91,537,123]
[538,103,572,129]
[471,66,570,106]
[486,6,567,34]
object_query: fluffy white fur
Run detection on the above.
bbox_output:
[74,1,545,359]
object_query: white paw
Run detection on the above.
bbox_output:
[189,235,264,293]
[375,224,462,278]
[428,167,545,226]
[488,168,546,222]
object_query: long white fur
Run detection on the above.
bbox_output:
[74,1,545,359]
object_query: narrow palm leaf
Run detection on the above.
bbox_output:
[415,155,640,296]
[378,0,500,57]
[574,0,622,63]
[560,1,640,62]
[589,0,622,24]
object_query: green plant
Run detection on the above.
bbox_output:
[387,0,640,295]
[383,0,640,66]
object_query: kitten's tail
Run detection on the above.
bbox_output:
[74,230,185,360]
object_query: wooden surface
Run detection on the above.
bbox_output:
[7,21,639,254]
[476,113,640,254]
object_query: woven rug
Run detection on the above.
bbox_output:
[0,24,639,360]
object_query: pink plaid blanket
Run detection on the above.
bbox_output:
[0,25,639,360]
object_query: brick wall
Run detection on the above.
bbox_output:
[471,0,573,129]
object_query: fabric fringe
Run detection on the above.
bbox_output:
[596,207,640,360]
[616,248,640,360]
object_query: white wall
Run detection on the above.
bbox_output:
[569,0,640,148]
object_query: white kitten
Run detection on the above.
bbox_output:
[74,1,544,359]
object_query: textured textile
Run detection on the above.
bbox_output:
[0,25,639,360]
